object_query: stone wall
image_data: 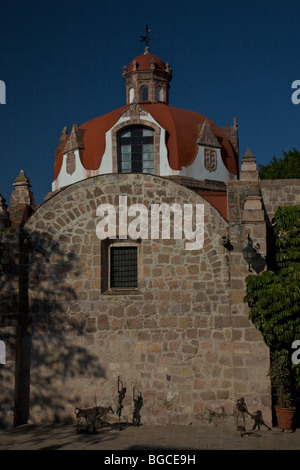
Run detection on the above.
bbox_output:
[22,173,241,425]
[0,229,21,427]
[3,174,296,427]
[227,179,271,422]
[260,179,300,222]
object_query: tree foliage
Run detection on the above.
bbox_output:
[244,206,300,386]
[269,351,293,408]
[259,148,300,180]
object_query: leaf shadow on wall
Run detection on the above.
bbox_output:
[0,227,106,427]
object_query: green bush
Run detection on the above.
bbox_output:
[244,206,300,391]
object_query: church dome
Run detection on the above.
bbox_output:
[54,102,238,179]
[52,46,239,200]
[127,48,166,72]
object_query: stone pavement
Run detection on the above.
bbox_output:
[0,423,299,451]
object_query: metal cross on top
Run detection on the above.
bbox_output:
[140,24,153,47]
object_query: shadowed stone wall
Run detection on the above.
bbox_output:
[24,174,232,424]
[17,173,272,426]
[4,174,298,426]
[227,179,271,422]
[0,230,21,427]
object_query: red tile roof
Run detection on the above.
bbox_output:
[128,53,166,72]
[54,103,238,179]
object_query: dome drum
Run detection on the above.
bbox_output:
[123,67,172,105]
[123,47,172,105]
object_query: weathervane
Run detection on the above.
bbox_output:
[140,24,154,48]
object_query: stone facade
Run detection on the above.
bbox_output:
[2,40,299,429]
[2,164,299,427]
[24,174,234,425]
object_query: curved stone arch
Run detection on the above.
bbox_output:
[111,119,161,174]
[29,171,228,225]
[26,173,230,298]
[27,173,229,248]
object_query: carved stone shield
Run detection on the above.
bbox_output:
[204,148,217,172]
[66,151,76,175]
[121,102,148,118]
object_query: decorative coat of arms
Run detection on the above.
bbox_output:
[66,151,76,175]
[204,148,217,172]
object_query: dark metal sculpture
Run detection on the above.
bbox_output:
[132,386,143,426]
[250,409,272,431]
[235,397,248,432]
[235,397,271,435]
[117,376,126,430]
[75,405,113,433]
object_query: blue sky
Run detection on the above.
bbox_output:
[1,0,299,204]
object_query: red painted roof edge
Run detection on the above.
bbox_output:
[54,103,238,180]
[199,191,228,220]
[54,105,129,179]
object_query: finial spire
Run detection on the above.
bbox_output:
[140,24,153,49]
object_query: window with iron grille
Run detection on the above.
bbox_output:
[110,246,138,288]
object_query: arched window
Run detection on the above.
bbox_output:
[129,88,134,103]
[119,127,154,174]
[156,86,163,102]
[140,86,149,101]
